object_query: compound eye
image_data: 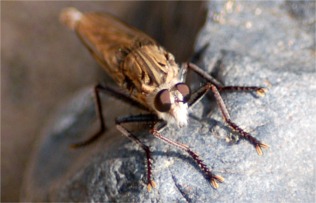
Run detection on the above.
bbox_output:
[175,83,191,103]
[154,89,171,112]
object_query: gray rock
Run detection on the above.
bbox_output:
[21,1,315,202]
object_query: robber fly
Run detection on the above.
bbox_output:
[60,8,268,191]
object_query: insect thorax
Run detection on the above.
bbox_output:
[121,45,180,105]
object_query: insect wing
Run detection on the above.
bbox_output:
[74,12,156,87]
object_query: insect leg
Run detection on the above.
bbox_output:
[181,62,222,87]
[189,83,269,155]
[185,62,267,96]
[115,114,162,192]
[210,84,269,155]
[70,84,149,148]
[150,123,224,189]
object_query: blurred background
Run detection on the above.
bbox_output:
[1,1,206,201]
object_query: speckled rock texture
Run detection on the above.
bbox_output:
[21,1,315,202]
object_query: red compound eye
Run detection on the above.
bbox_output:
[175,83,191,103]
[154,89,171,112]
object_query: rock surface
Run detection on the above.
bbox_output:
[21,1,315,202]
